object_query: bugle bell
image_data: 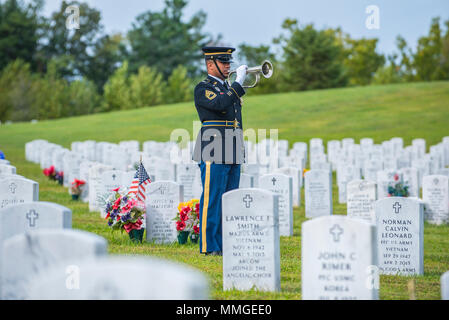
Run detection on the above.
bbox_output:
[227,60,274,88]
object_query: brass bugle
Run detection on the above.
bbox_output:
[227,60,274,88]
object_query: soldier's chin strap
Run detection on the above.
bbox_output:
[213,58,227,81]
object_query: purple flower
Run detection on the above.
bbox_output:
[108,220,113,226]
[122,196,128,203]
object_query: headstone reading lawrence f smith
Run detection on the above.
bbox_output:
[222,188,280,292]
[374,197,424,276]
[301,216,378,300]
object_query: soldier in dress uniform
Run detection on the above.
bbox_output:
[192,46,248,256]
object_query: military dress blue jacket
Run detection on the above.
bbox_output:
[192,75,246,164]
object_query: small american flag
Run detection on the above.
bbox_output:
[129,162,151,201]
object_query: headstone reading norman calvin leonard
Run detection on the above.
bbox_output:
[222,188,280,292]
[375,197,424,276]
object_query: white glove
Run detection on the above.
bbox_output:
[235,65,248,86]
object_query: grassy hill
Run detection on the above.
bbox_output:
[1,81,449,299]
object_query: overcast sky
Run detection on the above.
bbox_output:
[38,0,449,58]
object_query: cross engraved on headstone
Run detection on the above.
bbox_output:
[9,182,17,194]
[329,224,344,242]
[243,194,253,208]
[185,166,189,171]
[112,174,116,181]
[393,202,402,214]
[359,182,365,192]
[26,210,39,227]
[272,177,277,186]
[433,178,439,185]
[160,185,168,195]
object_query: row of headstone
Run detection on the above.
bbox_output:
[0,199,208,299]
[220,186,433,298]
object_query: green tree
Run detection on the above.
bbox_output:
[42,0,103,78]
[0,0,43,71]
[372,54,403,85]
[343,38,385,85]
[277,19,347,91]
[33,59,69,119]
[129,65,165,108]
[66,79,101,116]
[85,33,127,93]
[164,65,191,104]
[127,0,212,79]
[414,17,449,81]
[395,35,415,82]
[103,61,131,111]
[0,59,36,121]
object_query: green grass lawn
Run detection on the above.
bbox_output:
[1,81,449,299]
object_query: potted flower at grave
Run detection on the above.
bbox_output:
[387,174,410,197]
[43,165,56,181]
[174,199,200,244]
[55,170,64,185]
[70,179,86,200]
[104,187,146,243]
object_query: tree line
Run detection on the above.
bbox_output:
[0,0,448,122]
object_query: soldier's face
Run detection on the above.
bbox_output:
[207,60,230,79]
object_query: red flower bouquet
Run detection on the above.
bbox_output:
[70,179,86,197]
[103,188,146,242]
[174,199,200,244]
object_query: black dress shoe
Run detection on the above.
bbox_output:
[206,251,222,256]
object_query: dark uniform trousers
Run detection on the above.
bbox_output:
[193,75,246,253]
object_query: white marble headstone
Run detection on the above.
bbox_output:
[0,164,16,175]
[305,170,332,218]
[422,175,449,225]
[0,177,38,209]
[302,216,378,300]
[442,271,449,300]
[26,257,209,300]
[259,174,293,236]
[145,181,184,244]
[375,197,424,275]
[222,188,280,292]
[346,180,377,224]
[1,229,107,299]
[239,173,254,188]
[275,166,301,207]
[176,163,199,201]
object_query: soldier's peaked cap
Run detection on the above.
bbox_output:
[202,46,235,63]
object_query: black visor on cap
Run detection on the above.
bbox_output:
[202,46,235,63]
